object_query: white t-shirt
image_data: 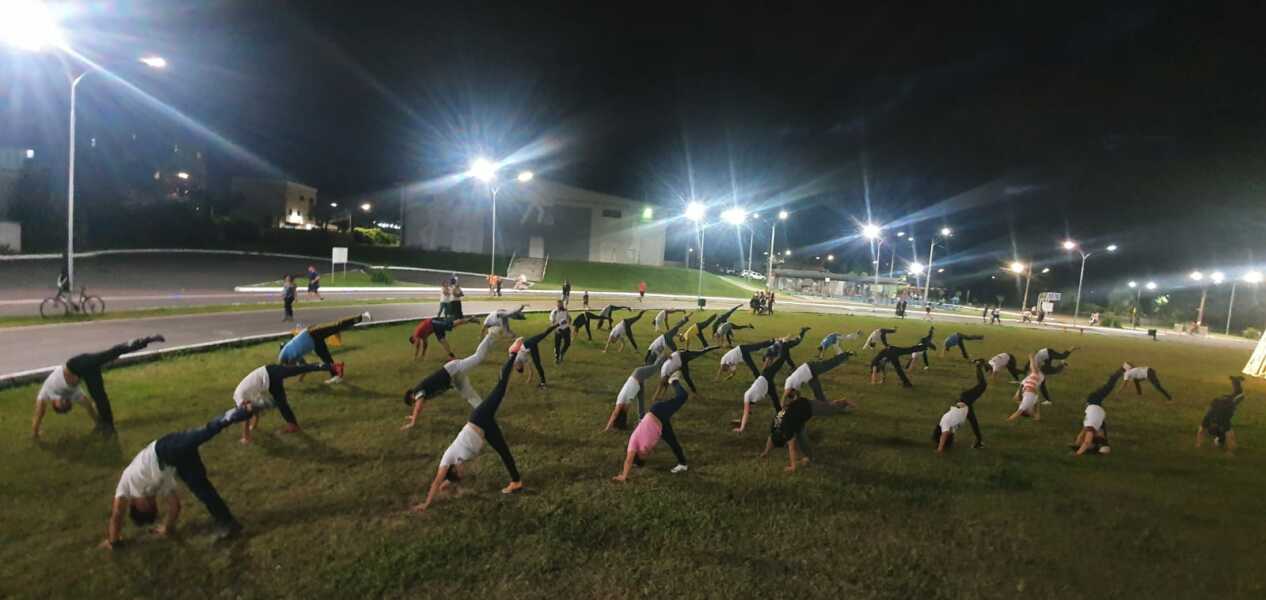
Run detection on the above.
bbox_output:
[1083,404,1106,431]
[1035,348,1053,366]
[440,424,484,468]
[660,352,683,379]
[1018,391,1040,413]
[1123,366,1149,381]
[37,366,86,405]
[549,308,570,328]
[609,321,628,341]
[115,441,178,499]
[744,376,769,404]
[865,329,884,347]
[616,376,640,406]
[939,403,969,432]
[482,312,503,328]
[988,353,1011,375]
[233,366,273,410]
[720,346,743,369]
[784,363,814,391]
[648,335,667,356]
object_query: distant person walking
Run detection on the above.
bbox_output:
[495,275,504,297]
[638,281,647,302]
[282,275,297,322]
[438,279,452,318]
[981,305,990,322]
[561,279,572,305]
[306,265,323,300]
[582,290,590,310]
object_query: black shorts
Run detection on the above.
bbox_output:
[308,282,320,292]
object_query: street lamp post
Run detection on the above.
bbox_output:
[3,3,168,292]
[469,158,532,277]
[862,223,883,294]
[922,227,951,305]
[1063,240,1118,319]
[686,202,707,302]
[766,210,788,288]
[1190,271,1208,327]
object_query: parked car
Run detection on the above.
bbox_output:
[741,269,764,280]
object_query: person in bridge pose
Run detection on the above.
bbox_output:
[410,316,477,360]
[985,352,1027,381]
[414,354,525,511]
[1006,355,1044,422]
[715,320,755,347]
[481,305,528,338]
[1196,376,1246,453]
[101,407,252,548]
[606,356,667,431]
[31,335,165,438]
[400,333,497,430]
[733,341,792,433]
[717,339,778,381]
[595,304,632,330]
[942,332,985,361]
[233,363,335,444]
[1117,362,1173,400]
[864,327,897,351]
[680,313,720,349]
[816,331,863,358]
[613,372,693,482]
[510,325,560,388]
[1023,347,1078,404]
[604,311,647,353]
[782,351,856,416]
[570,310,601,342]
[711,304,744,336]
[278,312,371,383]
[931,359,989,452]
[905,328,936,371]
[1073,368,1126,456]
[652,346,719,401]
[654,308,685,333]
[869,335,934,388]
[645,314,693,364]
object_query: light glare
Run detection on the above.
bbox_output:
[1211,271,1225,284]
[1106,244,1118,252]
[468,157,497,182]
[939,227,952,236]
[1128,281,1138,288]
[861,223,881,239]
[516,170,534,183]
[721,207,746,225]
[1190,271,1204,281]
[0,0,66,52]
[777,210,788,220]
[1146,282,1157,290]
[1062,240,1077,250]
[1009,261,1026,274]
[360,202,372,212]
[909,262,925,275]
[684,202,706,222]
[1245,271,1263,284]
[139,56,168,69]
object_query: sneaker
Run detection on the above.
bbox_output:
[361,311,372,321]
[670,464,689,474]
[324,375,343,384]
[212,520,243,541]
[1040,400,1052,405]
[973,441,985,449]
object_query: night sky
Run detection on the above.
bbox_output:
[3,0,1265,303]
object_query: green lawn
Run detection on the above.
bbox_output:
[3,312,1263,598]
[539,258,752,298]
[241,270,428,288]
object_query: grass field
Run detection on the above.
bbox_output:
[3,311,1264,598]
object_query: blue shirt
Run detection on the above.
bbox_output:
[946,333,963,347]
[819,333,841,349]
[279,330,315,362]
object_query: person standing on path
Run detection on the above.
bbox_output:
[282,275,297,322]
[561,279,572,305]
[638,281,647,302]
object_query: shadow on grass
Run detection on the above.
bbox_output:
[251,430,356,465]
[36,434,125,467]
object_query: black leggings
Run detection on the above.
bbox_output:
[674,347,718,393]
[521,325,557,384]
[872,347,915,387]
[958,362,988,444]
[739,339,778,378]
[1086,369,1125,407]
[308,315,363,372]
[663,317,690,352]
[65,338,152,428]
[616,312,645,350]
[554,327,572,360]
[468,356,520,481]
[712,305,742,334]
[804,351,853,403]
[649,381,689,464]
[573,313,597,341]
[265,363,329,424]
[694,314,719,346]
[1132,368,1172,400]
[154,414,241,526]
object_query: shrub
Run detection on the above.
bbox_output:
[1243,327,1261,340]
[353,227,399,247]
[367,268,395,284]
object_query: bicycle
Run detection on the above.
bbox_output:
[40,287,106,318]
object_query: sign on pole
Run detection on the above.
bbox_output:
[332,247,348,280]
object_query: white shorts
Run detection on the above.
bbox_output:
[1083,405,1106,431]
[616,377,639,406]
[1018,391,1039,414]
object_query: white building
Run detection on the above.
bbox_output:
[403,178,666,266]
[230,177,319,229]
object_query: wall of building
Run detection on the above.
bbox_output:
[230,178,317,229]
[402,179,665,266]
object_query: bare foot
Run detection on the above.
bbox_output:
[502,481,524,494]
[784,465,797,473]
[612,474,627,482]
[239,437,251,445]
[409,503,429,513]
[799,457,810,465]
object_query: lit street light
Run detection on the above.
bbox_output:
[721,207,749,275]
[3,3,167,293]
[360,202,372,212]
[468,157,533,276]
[862,222,884,292]
[1063,239,1118,319]
[1127,280,1158,328]
[685,202,708,302]
[908,261,925,275]
[329,202,338,208]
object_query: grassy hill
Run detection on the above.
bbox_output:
[3,310,1263,597]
